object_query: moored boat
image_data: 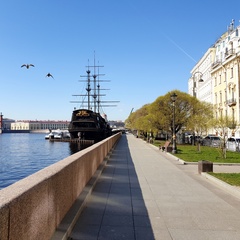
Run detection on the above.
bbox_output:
[45,129,70,140]
[68,109,111,142]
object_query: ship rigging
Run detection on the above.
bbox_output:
[68,58,119,142]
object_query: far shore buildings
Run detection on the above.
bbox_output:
[0,116,125,133]
[1,119,70,132]
[189,19,240,137]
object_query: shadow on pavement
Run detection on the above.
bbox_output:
[70,134,155,240]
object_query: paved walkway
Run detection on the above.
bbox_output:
[69,134,240,240]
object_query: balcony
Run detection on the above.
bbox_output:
[211,59,222,69]
[227,98,237,107]
[225,49,235,58]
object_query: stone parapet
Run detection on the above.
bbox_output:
[0,133,121,240]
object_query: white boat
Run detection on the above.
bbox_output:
[45,129,70,140]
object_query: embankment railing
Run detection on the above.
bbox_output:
[0,133,121,240]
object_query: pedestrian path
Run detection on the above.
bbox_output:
[69,134,240,240]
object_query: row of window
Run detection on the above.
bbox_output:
[10,123,70,130]
[11,126,68,130]
[216,27,239,52]
[215,90,235,105]
[215,108,235,119]
[214,67,234,86]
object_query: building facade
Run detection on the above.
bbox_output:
[10,120,70,131]
[189,20,240,137]
[189,47,215,103]
[1,118,15,131]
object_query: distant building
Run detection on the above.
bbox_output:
[108,120,125,129]
[10,120,70,131]
[2,118,15,130]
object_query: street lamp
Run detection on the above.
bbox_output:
[171,92,177,153]
[192,71,204,97]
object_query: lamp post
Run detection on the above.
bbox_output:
[192,71,204,97]
[171,92,177,153]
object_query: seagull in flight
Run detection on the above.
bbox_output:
[46,73,54,79]
[21,64,35,69]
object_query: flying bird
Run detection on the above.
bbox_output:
[21,64,34,69]
[46,73,54,79]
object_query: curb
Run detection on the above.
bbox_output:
[166,151,240,200]
[201,172,240,200]
[148,142,240,200]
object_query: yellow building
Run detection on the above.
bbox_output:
[11,120,70,131]
[211,21,240,136]
[190,20,240,137]
[11,121,30,130]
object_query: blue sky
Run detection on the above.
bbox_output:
[1,0,240,122]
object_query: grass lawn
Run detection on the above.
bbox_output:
[209,173,240,186]
[153,140,240,163]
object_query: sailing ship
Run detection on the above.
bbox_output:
[68,58,118,142]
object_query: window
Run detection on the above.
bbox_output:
[231,67,233,78]
[219,75,221,84]
[225,47,228,55]
[232,89,234,100]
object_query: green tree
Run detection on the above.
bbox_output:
[125,90,215,148]
[210,115,239,158]
[150,90,198,135]
[186,101,213,151]
[125,104,150,138]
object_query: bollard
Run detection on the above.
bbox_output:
[198,160,213,174]
[166,146,173,152]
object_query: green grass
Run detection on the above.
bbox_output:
[153,140,240,163]
[209,173,240,186]
[175,145,240,163]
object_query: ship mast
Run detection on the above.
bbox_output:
[70,55,119,114]
[87,55,104,112]
[86,69,91,110]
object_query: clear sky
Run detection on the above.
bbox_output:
[1,0,240,122]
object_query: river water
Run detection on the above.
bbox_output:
[0,133,86,190]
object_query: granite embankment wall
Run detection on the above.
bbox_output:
[0,133,121,240]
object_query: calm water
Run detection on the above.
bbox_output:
[0,133,85,190]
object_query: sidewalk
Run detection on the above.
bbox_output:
[68,134,240,240]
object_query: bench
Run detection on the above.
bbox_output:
[159,141,172,152]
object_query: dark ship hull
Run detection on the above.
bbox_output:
[68,109,112,142]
